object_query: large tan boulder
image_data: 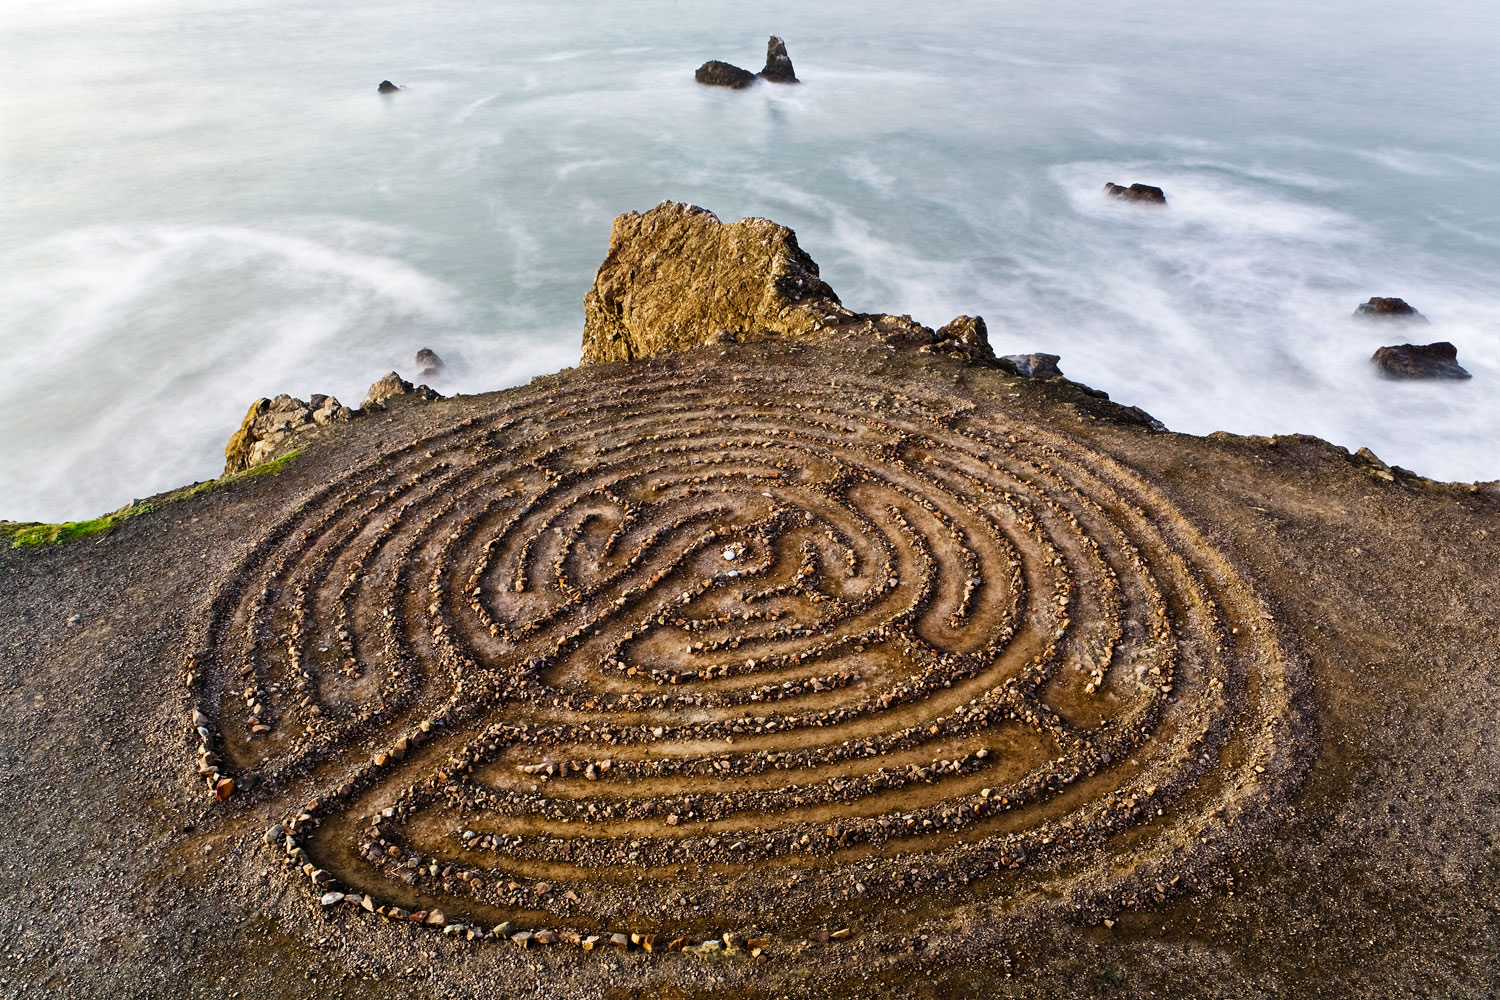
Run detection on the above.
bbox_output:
[581,202,848,364]
[580,201,995,364]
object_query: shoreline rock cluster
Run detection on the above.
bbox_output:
[223,362,444,475]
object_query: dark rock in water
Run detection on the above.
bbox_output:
[1372,342,1471,380]
[933,315,995,361]
[1104,182,1167,205]
[377,80,399,94]
[697,37,798,88]
[361,371,444,411]
[760,36,798,83]
[1000,353,1064,379]
[416,348,444,378]
[1354,297,1426,321]
[695,61,757,89]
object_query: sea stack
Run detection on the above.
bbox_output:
[760,36,798,83]
[416,348,445,378]
[377,80,399,93]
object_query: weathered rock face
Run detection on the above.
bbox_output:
[581,202,845,363]
[761,36,798,83]
[581,202,1003,366]
[1372,342,1472,379]
[377,80,399,94]
[694,61,756,88]
[362,372,443,411]
[1355,297,1426,321]
[223,394,352,475]
[1104,182,1168,205]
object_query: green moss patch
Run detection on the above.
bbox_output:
[4,450,301,549]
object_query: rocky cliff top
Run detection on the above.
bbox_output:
[1,203,1496,1000]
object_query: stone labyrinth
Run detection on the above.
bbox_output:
[184,355,1306,954]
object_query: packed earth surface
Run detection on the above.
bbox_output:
[2,209,1498,999]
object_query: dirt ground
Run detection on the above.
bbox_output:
[1,340,1496,998]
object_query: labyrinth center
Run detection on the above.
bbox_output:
[187,358,1303,943]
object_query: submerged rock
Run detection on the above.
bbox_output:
[1372,342,1471,380]
[1000,353,1064,379]
[760,36,798,83]
[695,60,757,89]
[416,348,444,378]
[223,393,352,475]
[1354,297,1426,321]
[377,80,399,94]
[1104,182,1167,205]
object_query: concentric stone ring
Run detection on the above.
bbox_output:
[183,348,1307,950]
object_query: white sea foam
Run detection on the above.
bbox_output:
[2,0,1498,521]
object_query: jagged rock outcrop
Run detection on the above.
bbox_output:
[1355,297,1426,321]
[580,201,996,364]
[223,373,442,475]
[581,202,845,362]
[760,36,798,83]
[694,60,757,88]
[361,372,443,411]
[1372,342,1471,379]
[223,394,352,475]
[377,80,399,94]
[933,316,995,360]
[1104,182,1168,205]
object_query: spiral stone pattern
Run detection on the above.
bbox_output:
[184,354,1305,948]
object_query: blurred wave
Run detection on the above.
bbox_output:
[2,0,1498,520]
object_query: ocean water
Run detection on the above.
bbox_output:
[2,0,1498,522]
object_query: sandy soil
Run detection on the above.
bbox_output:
[1,340,1496,998]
